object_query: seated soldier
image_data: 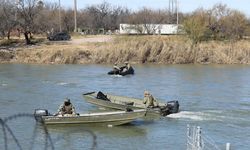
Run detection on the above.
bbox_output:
[143,91,159,108]
[113,63,121,73]
[121,61,131,72]
[55,98,76,116]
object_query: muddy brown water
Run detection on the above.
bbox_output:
[0,64,250,149]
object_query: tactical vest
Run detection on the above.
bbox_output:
[63,104,73,114]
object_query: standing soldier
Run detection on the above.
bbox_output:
[143,91,159,108]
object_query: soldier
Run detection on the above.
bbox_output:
[143,91,159,108]
[121,61,131,72]
[113,63,121,73]
[125,62,131,70]
[56,98,76,116]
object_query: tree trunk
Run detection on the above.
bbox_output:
[29,32,32,39]
[24,32,31,44]
[7,29,11,40]
[1,31,5,39]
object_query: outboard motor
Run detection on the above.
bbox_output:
[96,91,110,101]
[34,109,49,122]
[167,101,179,113]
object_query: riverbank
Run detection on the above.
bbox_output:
[1,35,250,64]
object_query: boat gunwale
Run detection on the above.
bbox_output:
[43,109,146,118]
[42,110,146,125]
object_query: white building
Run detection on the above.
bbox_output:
[119,24,180,35]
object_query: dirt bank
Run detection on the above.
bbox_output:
[1,35,250,64]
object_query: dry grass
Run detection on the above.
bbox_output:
[91,35,250,64]
[14,43,92,64]
[1,35,250,64]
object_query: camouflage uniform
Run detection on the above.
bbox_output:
[57,99,76,116]
[113,64,121,71]
[122,62,131,72]
[126,63,131,70]
[143,91,158,108]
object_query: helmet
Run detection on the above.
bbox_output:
[144,91,150,96]
[64,98,71,106]
[64,98,70,103]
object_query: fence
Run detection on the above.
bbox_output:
[187,124,231,150]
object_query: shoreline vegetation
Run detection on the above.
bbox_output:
[1,1,250,65]
[0,35,250,65]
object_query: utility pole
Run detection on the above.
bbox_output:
[168,0,178,25]
[59,0,62,32]
[169,0,175,23]
[172,0,174,14]
[74,0,77,32]
[176,0,179,25]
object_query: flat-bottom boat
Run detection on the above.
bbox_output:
[82,91,179,117]
[34,109,146,126]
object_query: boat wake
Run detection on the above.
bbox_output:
[167,110,224,121]
[57,82,68,85]
[1,83,7,86]
[111,75,123,78]
[43,80,78,87]
[42,80,51,84]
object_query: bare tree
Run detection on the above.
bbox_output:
[61,9,74,32]
[208,4,247,40]
[34,2,59,34]
[245,18,250,37]
[16,0,42,44]
[127,8,168,34]
[83,2,111,33]
[0,0,17,39]
[105,6,127,30]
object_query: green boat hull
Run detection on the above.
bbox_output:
[82,92,178,117]
[40,110,146,126]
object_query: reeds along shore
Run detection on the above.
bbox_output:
[1,36,250,64]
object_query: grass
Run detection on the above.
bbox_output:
[0,39,23,46]
[91,35,250,64]
[1,35,250,64]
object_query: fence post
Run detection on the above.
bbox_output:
[187,124,190,150]
[192,126,196,149]
[196,126,202,150]
[226,143,231,150]
[187,124,191,136]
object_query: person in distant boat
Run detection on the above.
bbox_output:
[55,98,76,116]
[121,61,131,72]
[113,63,121,73]
[143,91,159,108]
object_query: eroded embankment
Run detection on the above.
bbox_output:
[1,36,250,64]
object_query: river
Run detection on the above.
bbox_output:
[0,64,250,150]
